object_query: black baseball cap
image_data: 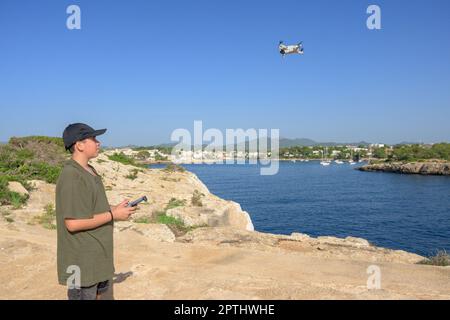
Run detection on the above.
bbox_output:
[63,123,107,150]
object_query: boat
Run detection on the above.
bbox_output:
[320,147,331,166]
[335,160,344,164]
[349,149,356,165]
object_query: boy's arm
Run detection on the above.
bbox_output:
[65,211,113,232]
[65,200,136,232]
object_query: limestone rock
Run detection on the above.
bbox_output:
[290,232,311,241]
[344,236,371,247]
[130,223,175,242]
[359,161,450,176]
[7,182,29,197]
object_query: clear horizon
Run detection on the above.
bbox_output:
[1,0,449,146]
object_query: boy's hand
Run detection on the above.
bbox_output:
[111,200,136,221]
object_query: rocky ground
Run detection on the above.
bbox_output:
[359,161,450,176]
[1,152,449,300]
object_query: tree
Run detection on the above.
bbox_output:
[135,150,150,160]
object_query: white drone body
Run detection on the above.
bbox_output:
[278,41,304,56]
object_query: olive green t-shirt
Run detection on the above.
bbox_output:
[56,158,114,287]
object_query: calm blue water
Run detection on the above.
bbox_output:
[150,161,450,256]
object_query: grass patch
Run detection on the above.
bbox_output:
[9,192,27,209]
[418,250,450,266]
[34,203,56,230]
[155,212,185,226]
[5,217,14,223]
[97,159,106,164]
[166,198,186,210]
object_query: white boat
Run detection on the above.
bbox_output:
[320,147,331,166]
[349,149,356,165]
[335,160,344,164]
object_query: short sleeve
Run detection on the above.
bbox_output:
[57,170,94,219]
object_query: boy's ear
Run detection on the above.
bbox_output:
[73,141,83,153]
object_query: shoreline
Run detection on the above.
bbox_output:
[359,161,450,176]
[2,152,450,299]
[141,158,369,165]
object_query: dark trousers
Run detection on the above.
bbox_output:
[67,280,110,300]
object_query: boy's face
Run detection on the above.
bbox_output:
[74,136,100,158]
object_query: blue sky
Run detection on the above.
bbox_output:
[1,0,449,146]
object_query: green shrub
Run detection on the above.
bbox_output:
[125,168,140,180]
[155,153,168,161]
[17,161,62,183]
[191,190,205,207]
[418,250,450,266]
[108,152,144,168]
[390,143,450,162]
[163,163,185,173]
[0,136,66,207]
[135,150,150,160]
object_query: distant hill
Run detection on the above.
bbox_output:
[395,141,422,146]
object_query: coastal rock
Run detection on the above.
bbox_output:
[359,161,450,176]
[5,180,55,224]
[316,236,371,248]
[95,152,253,231]
[344,236,371,247]
[290,232,311,241]
[130,223,176,242]
[7,182,29,197]
[177,226,281,250]
[166,207,209,227]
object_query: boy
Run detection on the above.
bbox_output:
[56,123,136,300]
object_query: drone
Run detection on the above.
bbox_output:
[278,41,304,56]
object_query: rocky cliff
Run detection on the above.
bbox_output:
[359,161,450,176]
[1,153,449,299]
